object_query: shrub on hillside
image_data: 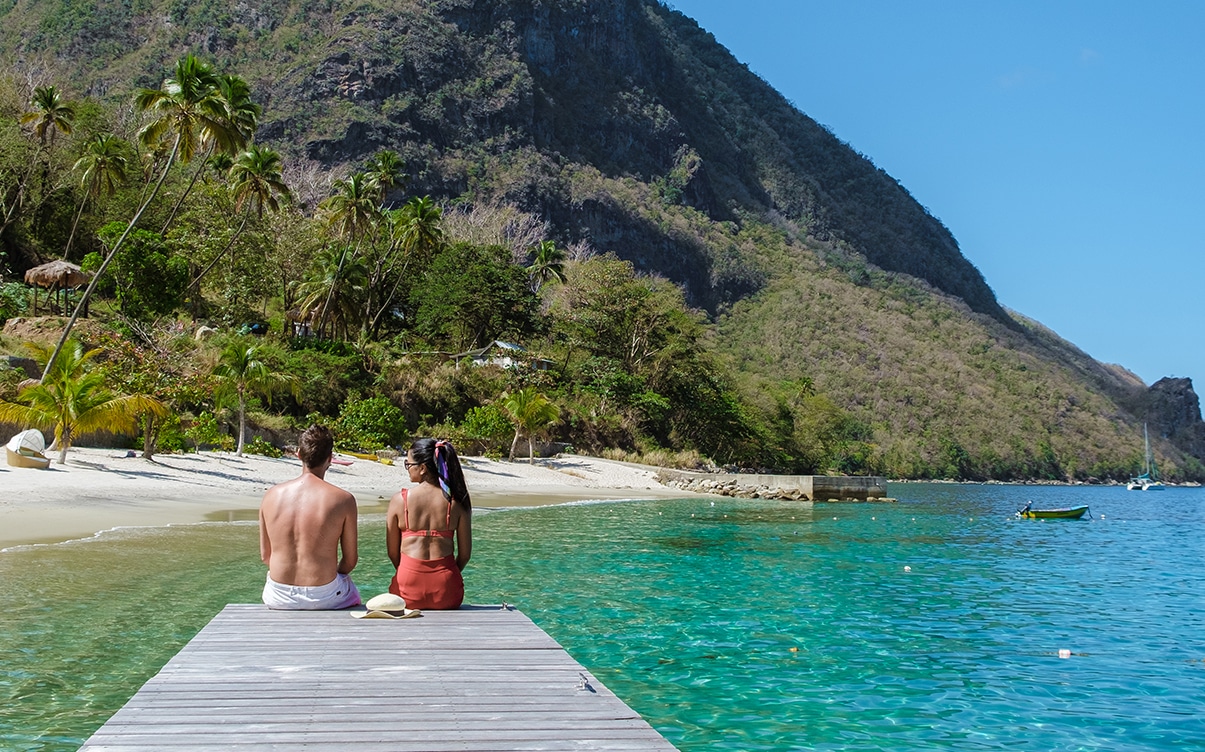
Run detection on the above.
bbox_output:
[0,282,29,325]
[334,395,406,451]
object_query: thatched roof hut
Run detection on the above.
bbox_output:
[24,260,90,289]
[23,260,91,315]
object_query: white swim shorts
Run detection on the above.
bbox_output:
[262,572,362,610]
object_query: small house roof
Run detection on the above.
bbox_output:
[452,340,528,360]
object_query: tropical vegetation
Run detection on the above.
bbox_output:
[0,339,167,463]
[0,2,1198,482]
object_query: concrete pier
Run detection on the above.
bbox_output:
[657,469,890,501]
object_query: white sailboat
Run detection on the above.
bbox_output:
[1127,424,1165,490]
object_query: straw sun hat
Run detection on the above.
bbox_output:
[351,593,421,619]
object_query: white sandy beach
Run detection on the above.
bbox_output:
[0,447,694,548]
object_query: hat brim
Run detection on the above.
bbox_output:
[351,608,421,619]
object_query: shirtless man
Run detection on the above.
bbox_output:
[259,425,361,610]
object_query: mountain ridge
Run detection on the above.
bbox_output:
[2,0,1202,478]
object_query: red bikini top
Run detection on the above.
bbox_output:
[400,488,454,539]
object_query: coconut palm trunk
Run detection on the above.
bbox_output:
[236,390,248,456]
[63,196,87,260]
[509,427,522,462]
[160,144,213,234]
[40,134,182,383]
[188,212,249,292]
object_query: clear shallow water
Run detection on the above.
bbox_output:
[1,484,1203,750]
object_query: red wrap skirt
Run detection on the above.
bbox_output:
[390,554,464,610]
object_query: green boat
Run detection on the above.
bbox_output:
[1017,503,1089,520]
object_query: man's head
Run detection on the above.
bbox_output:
[298,425,334,469]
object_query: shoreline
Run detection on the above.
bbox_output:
[0,447,698,550]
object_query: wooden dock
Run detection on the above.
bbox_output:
[79,604,678,751]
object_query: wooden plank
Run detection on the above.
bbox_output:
[79,605,678,751]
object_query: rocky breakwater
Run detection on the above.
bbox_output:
[657,469,893,502]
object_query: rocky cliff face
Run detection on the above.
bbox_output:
[248,0,1007,317]
[1146,377,1205,458]
[0,0,1007,316]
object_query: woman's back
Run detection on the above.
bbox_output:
[395,483,463,561]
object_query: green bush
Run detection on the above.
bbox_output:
[334,395,407,451]
[459,404,513,442]
[0,282,29,325]
[185,411,232,451]
[153,414,190,453]
[273,345,369,417]
[0,366,22,400]
[95,223,189,319]
[245,435,284,458]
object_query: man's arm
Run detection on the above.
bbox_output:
[337,494,358,574]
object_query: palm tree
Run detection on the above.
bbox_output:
[21,85,75,146]
[320,172,380,241]
[315,172,380,337]
[217,74,262,144]
[188,144,290,291]
[64,133,129,259]
[3,86,75,238]
[368,195,444,334]
[527,239,566,292]
[136,55,236,170]
[294,244,369,341]
[206,152,234,178]
[212,343,295,456]
[41,55,240,382]
[368,150,404,206]
[395,196,444,258]
[0,340,167,464]
[501,388,560,463]
[158,72,260,233]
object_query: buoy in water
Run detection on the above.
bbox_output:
[1058,649,1071,659]
[904,566,912,573]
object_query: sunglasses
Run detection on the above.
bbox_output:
[403,460,419,469]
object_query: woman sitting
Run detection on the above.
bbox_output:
[386,438,472,609]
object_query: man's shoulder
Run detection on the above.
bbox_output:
[311,474,357,505]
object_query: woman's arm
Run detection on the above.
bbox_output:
[455,507,472,571]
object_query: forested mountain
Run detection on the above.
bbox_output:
[1,0,1201,479]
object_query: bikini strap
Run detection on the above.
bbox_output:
[401,488,409,530]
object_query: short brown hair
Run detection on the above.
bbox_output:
[298,425,334,469]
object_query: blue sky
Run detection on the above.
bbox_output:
[668,1,1204,388]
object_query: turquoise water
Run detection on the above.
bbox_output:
[2,484,1203,750]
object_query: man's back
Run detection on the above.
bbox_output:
[260,473,357,587]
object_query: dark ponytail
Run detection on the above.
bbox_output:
[410,437,471,510]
